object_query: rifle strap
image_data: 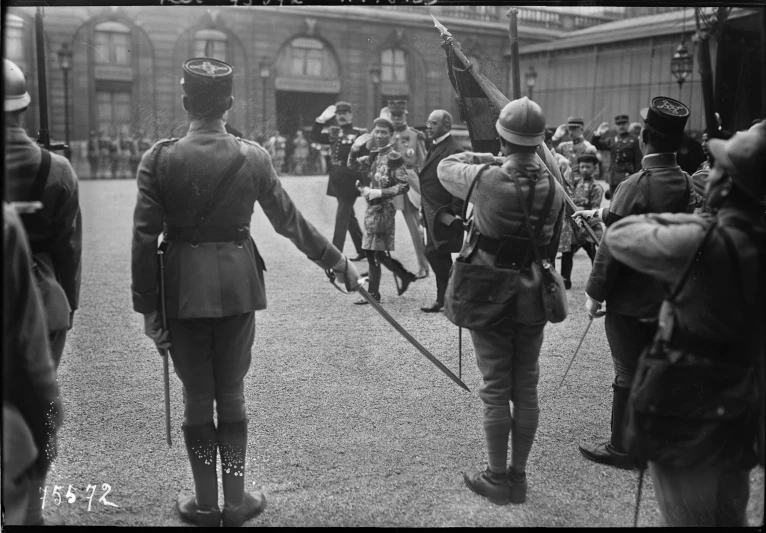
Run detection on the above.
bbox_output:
[30,148,52,202]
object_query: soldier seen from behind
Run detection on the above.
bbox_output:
[3,203,65,526]
[574,96,696,470]
[612,120,765,526]
[4,58,82,369]
[438,97,566,506]
[131,57,361,527]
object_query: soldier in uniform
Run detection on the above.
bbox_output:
[388,100,430,279]
[131,58,361,527]
[3,203,65,526]
[574,96,696,469]
[592,114,642,199]
[438,97,566,505]
[606,120,765,526]
[557,153,604,289]
[312,101,368,261]
[551,116,598,184]
[4,59,82,369]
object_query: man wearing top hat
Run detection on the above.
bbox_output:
[132,57,361,527]
[573,96,696,470]
[592,114,643,198]
[387,99,430,279]
[551,116,598,185]
[312,101,368,261]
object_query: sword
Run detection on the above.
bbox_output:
[158,244,172,447]
[558,316,594,390]
[326,270,470,392]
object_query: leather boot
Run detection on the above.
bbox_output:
[578,385,634,470]
[463,468,511,505]
[506,468,528,504]
[217,420,266,527]
[178,422,221,526]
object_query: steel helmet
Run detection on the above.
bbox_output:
[495,97,545,146]
[4,59,31,112]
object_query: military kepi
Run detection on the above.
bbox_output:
[388,99,407,116]
[615,114,630,124]
[335,101,352,113]
[640,96,689,136]
[181,57,233,99]
[567,116,585,127]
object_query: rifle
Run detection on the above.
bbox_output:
[34,7,68,154]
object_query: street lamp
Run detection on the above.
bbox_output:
[671,43,693,96]
[259,60,271,142]
[57,42,73,160]
[369,64,381,117]
[524,65,537,100]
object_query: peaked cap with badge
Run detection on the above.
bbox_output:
[181,57,234,99]
[388,99,408,116]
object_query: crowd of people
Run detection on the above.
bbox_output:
[3,45,764,530]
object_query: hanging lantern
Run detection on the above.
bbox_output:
[671,43,693,88]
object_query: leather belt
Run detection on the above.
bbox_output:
[476,234,546,270]
[164,224,250,244]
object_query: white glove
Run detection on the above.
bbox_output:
[572,208,601,224]
[333,257,361,292]
[317,104,337,123]
[585,296,606,319]
[367,189,382,201]
[552,124,567,141]
[352,132,372,151]
[595,122,610,136]
[143,310,171,354]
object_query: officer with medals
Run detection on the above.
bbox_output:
[387,100,430,279]
[4,59,82,370]
[312,101,368,261]
[592,114,643,199]
[608,120,765,526]
[131,58,360,527]
[438,97,565,505]
[551,116,598,185]
[574,96,696,470]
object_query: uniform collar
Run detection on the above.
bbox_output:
[572,137,583,145]
[341,123,354,130]
[394,123,408,133]
[5,126,35,145]
[642,153,677,169]
[188,119,226,135]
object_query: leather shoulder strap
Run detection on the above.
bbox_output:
[193,144,248,226]
[461,163,491,222]
[29,148,52,202]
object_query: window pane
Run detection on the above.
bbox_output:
[381,65,393,82]
[290,48,305,76]
[95,32,110,64]
[306,49,322,77]
[212,40,226,62]
[194,40,205,58]
[395,65,406,82]
[394,49,405,64]
[381,49,393,65]
[113,33,130,65]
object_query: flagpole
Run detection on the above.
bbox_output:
[507,8,521,100]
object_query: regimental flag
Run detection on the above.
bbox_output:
[442,41,509,155]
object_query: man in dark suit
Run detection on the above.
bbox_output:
[419,110,464,312]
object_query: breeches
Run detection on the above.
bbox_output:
[470,321,546,407]
[167,312,255,426]
[605,311,657,388]
[649,460,750,527]
[332,196,363,254]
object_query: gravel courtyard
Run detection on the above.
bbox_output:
[43,175,763,527]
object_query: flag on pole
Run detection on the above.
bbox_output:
[442,40,508,155]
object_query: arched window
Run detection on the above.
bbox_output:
[381,48,407,83]
[4,14,26,66]
[194,29,227,62]
[95,21,131,65]
[286,37,335,78]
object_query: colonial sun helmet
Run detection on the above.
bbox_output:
[495,97,546,146]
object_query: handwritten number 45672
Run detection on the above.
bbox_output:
[41,484,118,511]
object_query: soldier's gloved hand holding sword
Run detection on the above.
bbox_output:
[144,310,171,354]
[331,256,362,292]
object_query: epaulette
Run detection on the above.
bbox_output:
[414,128,426,140]
[238,138,262,148]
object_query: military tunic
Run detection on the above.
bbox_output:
[557,177,603,253]
[556,138,597,182]
[311,122,368,198]
[592,132,642,191]
[390,124,427,208]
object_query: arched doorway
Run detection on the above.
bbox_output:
[273,35,341,142]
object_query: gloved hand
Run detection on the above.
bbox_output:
[367,189,382,201]
[493,156,505,166]
[356,155,370,166]
[317,104,337,123]
[333,257,362,292]
[595,122,610,136]
[585,296,606,319]
[144,310,171,354]
[572,208,601,224]
[351,133,372,151]
[552,123,567,141]
[359,186,371,198]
